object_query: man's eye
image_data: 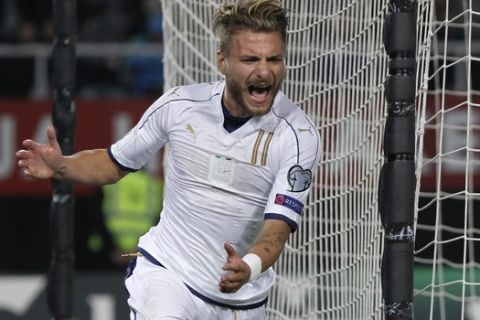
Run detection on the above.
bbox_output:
[241,58,258,63]
[268,57,284,62]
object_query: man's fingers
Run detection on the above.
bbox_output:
[21,139,38,150]
[222,261,241,272]
[16,149,29,160]
[219,276,244,293]
[219,282,241,293]
[221,242,250,293]
[221,271,244,283]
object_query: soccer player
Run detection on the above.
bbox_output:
[16,0,321,319]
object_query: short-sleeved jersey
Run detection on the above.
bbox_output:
[109,80,321,308]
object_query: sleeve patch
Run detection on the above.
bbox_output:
[287,165,312,192]
[274,194,304,215]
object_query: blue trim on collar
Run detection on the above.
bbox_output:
[221,96,252,133]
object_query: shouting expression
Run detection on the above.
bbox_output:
[217,29,286,118]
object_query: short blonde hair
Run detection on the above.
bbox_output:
[213,0,289,54]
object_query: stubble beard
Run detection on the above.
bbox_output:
[225,78,280,117]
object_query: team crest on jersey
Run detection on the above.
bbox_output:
[287,165,312,192]
[275,194,304,215]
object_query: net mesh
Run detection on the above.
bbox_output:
[414,1,480,319]
[159,0,388,318]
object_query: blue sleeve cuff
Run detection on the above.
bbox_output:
[107,147,138,173]
[264,213,298,232]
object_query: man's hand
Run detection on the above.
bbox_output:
[16,126,64,179]
[219,242,251,293]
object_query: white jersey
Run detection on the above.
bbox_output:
[110,80,321,308]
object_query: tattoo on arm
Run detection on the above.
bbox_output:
[254,231,289,254]
[53,165,67,179]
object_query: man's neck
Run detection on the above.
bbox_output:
[221,98,251,133]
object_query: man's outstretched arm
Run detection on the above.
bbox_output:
[16,126,127,185]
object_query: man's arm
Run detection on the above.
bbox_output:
[16,126,127,185]
[219,219,290,293]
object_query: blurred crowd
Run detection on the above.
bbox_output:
[0,0,164,97]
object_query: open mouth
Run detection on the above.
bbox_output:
[248,85,272,101]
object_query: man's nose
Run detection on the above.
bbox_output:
[254,60,271,78]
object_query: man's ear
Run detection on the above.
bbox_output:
[217,50,226,75]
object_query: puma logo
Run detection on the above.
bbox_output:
[186,124,203,142]
[298,127,312,134]
[186,124,196,140]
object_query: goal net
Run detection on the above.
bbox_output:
[414,1,480,319]
[159,0,388,319]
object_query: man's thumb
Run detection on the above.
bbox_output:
[47,126,58,146]
[224,241,236,257]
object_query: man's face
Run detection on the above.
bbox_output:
[217,29,286,118]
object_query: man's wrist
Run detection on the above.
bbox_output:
[52,162,68,180]
[242,253,262,281]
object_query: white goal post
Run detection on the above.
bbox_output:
[159,0,390,319]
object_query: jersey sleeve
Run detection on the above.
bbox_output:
[264,116,321,232]
[109,88,176,171]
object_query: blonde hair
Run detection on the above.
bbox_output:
[213,0,289,54]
